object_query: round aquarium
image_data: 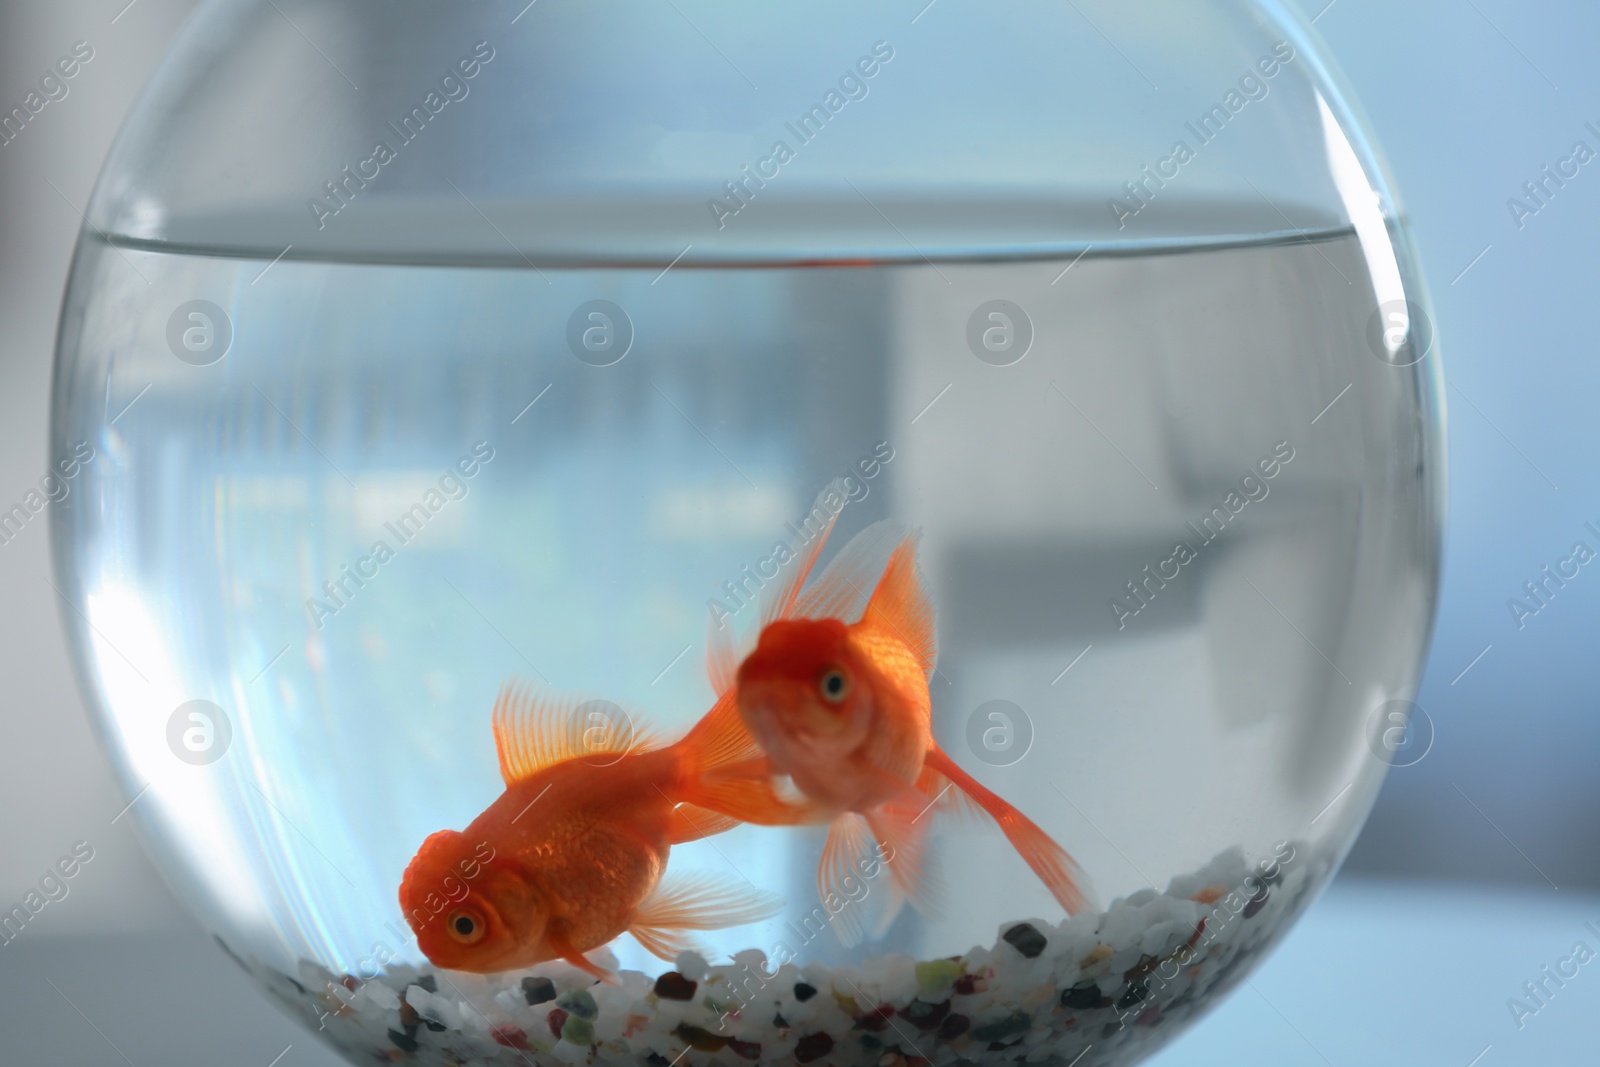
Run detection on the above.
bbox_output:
[51,1,1443,1064]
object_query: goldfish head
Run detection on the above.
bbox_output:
[398,829,545,973]
[736,617,873,767]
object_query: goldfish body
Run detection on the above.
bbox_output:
[701,487,1093,942]
[399,684,779,978]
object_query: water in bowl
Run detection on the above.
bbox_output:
[50,199,1437,1064]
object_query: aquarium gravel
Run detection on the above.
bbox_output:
[233,842,1324,1067]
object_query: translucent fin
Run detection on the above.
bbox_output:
[664,803,741,845]
[863,783,944,922]
[706,481,848,695]
[491,681,658,786]
[923,745,1095,915]
[629,871,783,958]
[706,612,744,697]
[760,479,848,627]
[819,814,875,948]
[630,924,703,963]
[868,874,907,940]
[859,535,938,680]
[788,520,901,623]
[547,928,615,983]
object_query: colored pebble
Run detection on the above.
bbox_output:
[401,990,445,1033]
[674,1023,728,1052]
[1124,954,1161,981]
[521,976,557,1005]
[793,981,818,1002]
[795,1032,835,1062]
[1115,981,1150,1011]
[557,988,598,1020]
[1243,883,1270,918]
[953,974,979,996]
[726,1037,762,1060]
[773,1012,790,1029]
[914,959,964,996]
[493,1026,532,1051]
[969,1012,1032,1043]
[387,1028,418,1053]
[1059,981,1103,1010]
[938,1013,970,1040]
[859,1034,884,1053]
[1079,944,1113,969]
[546,1007,569,1039]
[855,1004,895,1031]
[1002,922,1047,959]
[653,972,697,1001]
[901,998,950,1031]
[560,1015,595,1046]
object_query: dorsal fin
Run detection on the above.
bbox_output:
[490,681,658,786]
[761,479,846,626]
[786,522,937,679]
[859,533,938,679]
[705,611,743,697]
[790,520,905,624]
[706,479,846,695]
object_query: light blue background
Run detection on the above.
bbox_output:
[1154,0,1600,1062]
[0,0,1594,1064]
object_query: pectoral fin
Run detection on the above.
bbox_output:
[547,928,615,983]
[629,871,782,962]
[819,813,877,948]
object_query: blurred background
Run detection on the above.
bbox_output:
[0,0,1594,1064]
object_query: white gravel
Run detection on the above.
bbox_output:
[236,840,1326,1067]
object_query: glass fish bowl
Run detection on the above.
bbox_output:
[50,1,1443,1064]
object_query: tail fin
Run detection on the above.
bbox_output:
[923,745,1094,915]
[669,691,829,826]
[705,479,847,696]
[669,688,760,777]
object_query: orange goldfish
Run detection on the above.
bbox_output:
[700,490,1093,942]
[399,684,780,978]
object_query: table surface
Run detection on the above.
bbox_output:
[2,877,1592,1066]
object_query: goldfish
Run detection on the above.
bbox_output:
[399,683,781,978]
[699,485,1094,942]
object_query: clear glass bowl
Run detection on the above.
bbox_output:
[51,1,1444,1064]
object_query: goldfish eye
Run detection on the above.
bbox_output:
[446,907,486,944]
[818,667,850,704]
